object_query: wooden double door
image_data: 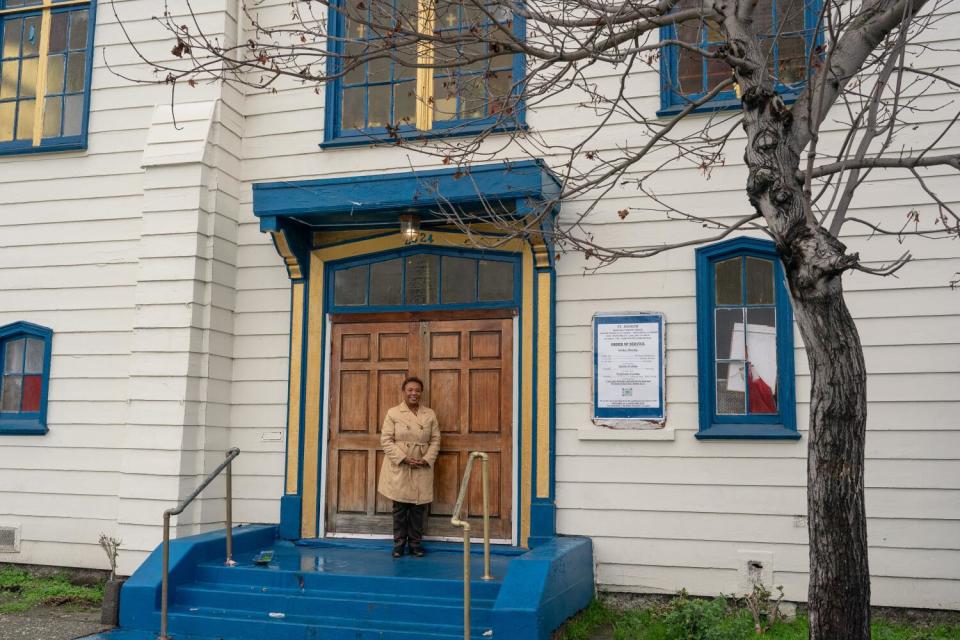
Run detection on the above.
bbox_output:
[325,313,513,540]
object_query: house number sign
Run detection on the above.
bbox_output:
[592,312,666,425]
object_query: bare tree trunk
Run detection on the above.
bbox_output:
[785,237,871,640]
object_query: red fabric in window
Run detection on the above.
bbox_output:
[748,370,777,414]
[21,375,42,412]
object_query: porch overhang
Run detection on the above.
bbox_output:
[253,160,561,277]
[253,159,560,227]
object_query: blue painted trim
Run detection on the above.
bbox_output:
[321,0,526,146]
[0,1,95,156]
[0,321,53,435]
[253,160,560,223]
[591,314,666,421]
[694,237,798,440]
[696,423,801,440]
[493,537,594,640]
[326,245,521,313]
[120,525,279,630]
[657,0,822,115]
[296,278,309,501]
[278,495,302,540]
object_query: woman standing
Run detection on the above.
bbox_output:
[378,376,441,558]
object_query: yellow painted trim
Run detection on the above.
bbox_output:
[520,243,534,547]
[300,253,325,538]
[270,231,304,279]
[415,0,435,130]
[314,231,524,263]
[536,271,551,499]
[286,282,305,494]
[31,0,53,147]
[301,232,533,541]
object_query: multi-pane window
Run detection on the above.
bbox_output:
[713,255,778,415]
[331,251,516,309]
[327,0,518,143]
[661,0,820,112]
[695,238,797,439]
[0,322,52,435]
[0,0,94,153]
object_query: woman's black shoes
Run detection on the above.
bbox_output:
[392,546,405,558]
[409,546,426,557]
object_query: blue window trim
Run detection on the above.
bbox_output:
[326,244,521,313]
[0,0,97,156]
[657,0,822,117]
[0,321,53,435]
[694,237,798,440]
[321,0,526,147]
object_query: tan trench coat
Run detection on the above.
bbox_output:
[377,403,441,505]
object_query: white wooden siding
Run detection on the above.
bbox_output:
[0,0,956,608]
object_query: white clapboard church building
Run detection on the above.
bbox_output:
[0,0,957,638]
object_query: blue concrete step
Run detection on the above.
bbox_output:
[174,581,496,626]
[162,604,490,640]
[193,559,503,600]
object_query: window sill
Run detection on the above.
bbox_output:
[320,120,526,149]
[578,426,675,441]
[0,137,86,157]
[0,417,48,435]
[657,91,800,118]
[696,423,801,440]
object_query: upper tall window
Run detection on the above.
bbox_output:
[0,322,53,435]
[324,0,521,146]
[0,0,95,154]
[660,0,821,113]
[695,238,797,440]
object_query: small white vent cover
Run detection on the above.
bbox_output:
[0,525,20,553]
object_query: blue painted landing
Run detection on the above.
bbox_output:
[91,524,594,640]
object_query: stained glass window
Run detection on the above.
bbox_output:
[0,322,52,435]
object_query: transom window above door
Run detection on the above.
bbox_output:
[330,250,518,311]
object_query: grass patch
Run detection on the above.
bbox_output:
[555,596,960,640]
[0,566,103,614]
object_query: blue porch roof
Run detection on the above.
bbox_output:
[252,160,561,231]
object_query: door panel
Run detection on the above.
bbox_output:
[325,316,513,540]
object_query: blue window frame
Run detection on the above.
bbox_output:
[0,0,96,155]
[328,245,519,312]
[323,0,525,147]
[695,238,798,440]
[659,0,822,115]
[0,321,53,435]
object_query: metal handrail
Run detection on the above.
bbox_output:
[159,447,240,640]
[450,451,493,640]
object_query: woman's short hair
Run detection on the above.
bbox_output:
[401,376,424,391]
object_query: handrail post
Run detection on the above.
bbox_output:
[225,451,236,567]
[480,455,492,581]
[451,451,495,640]
[462,521,471,640]
[159,511,171,640]
[157,447,240,640]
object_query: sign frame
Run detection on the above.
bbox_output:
[591,312,666,427]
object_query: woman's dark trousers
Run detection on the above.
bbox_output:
[392,501,426,550]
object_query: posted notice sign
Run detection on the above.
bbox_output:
[592,313,665,424]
